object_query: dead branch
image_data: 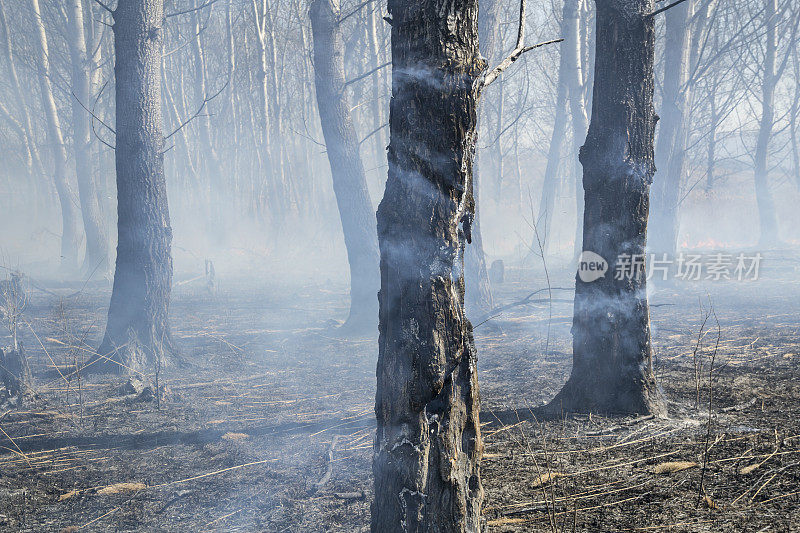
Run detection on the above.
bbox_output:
[338,0,375,24]
[482,0,562,88]
[165,0,221,19]
[309,435,340,494]
[92,0,114,14]
[343,61,390,89]
[165,77,230,142]
[649,0,692,18]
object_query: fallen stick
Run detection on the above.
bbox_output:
[309,435,340,494]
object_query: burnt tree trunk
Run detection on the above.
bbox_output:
[309,0,379,330]
[372,0,485,529]
[547,0,666,416]
[97,0,175,373]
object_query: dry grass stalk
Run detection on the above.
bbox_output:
[97,482,147,495]
[652,461,698,474]
[221,432,248,441]
[531,471,564,487]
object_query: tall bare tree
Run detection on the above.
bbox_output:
[30,0,81,271]
[96,0,175,373]
[67,0,110,274]
[650,0,691,257]
[309,0,379,329]
[753,0,783,245]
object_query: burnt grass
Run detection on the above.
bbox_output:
[1,252,799,532]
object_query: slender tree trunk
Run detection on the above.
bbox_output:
[309,0,379,330]
[464,0,502,316]
[67,0,110,275]
[565,0,589,259]
[30,0,81,272]
[754,0,779,246]
[791,47,800,189]
[97,0,175,373]
[547,0,666,416]
[649,0,690,257]
[538,24,570,254]
[367,6,385,172]
[705,74,719,191]
[0,0,45,184]
[372,0,485,528]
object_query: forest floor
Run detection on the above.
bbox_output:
[0,250,799,532]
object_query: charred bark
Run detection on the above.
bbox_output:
[96,0,175,374]
[547,0,666,416]
[309,0,379,330]
[372,0,486,529]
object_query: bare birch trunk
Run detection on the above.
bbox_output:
[67,0,110,275]
[565,0,589,259]
[30,0,81,272]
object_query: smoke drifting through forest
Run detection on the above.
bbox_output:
[0,0,800,530]
[0,0,798,281]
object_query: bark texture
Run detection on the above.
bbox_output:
[309,0,379,329]
[547,0,666,416]
[372,0,486,529]
[97,0,174,373]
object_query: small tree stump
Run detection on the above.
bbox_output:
[0,342,32,404]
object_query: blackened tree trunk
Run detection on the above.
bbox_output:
[309,0,379,330]
[372,0,485,528]
[649,0,690,257]
[67,0,110,275]
[547,0,665,416]
[97,0,175,373]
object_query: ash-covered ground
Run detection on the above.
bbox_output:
[1,250,799,531]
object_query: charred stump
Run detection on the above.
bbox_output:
[1,343,32,406]
[372,0,486,530]
[546,0,666,417]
